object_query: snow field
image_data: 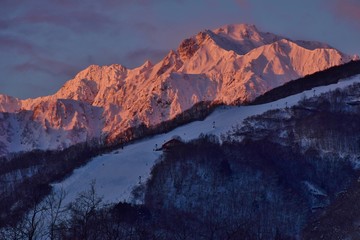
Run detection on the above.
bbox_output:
[53,75,360,205]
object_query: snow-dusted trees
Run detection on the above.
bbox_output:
[145,138,308,238]
[0,140,105,229]
[143,91,360,239]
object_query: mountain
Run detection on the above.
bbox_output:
[54,75,360,206]
[0,24,356,156]
[142,78,360,239]
[7,74,360,239]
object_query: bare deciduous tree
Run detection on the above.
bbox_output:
[68,180,103,239]
[45,188,67,240]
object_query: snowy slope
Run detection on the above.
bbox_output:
[0,24,355,156]
[53,75,360,205]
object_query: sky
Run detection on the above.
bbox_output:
[1,0,360,99]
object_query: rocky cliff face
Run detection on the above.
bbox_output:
[0,24,355,156]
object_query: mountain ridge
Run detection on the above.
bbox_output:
[0,23,356,156]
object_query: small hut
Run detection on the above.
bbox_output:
[161,138,184,151]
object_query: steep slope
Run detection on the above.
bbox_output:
[0,24,356,155]
[303,180,360,240]
[37,75,360,239]
[252,60,360,105]
[54,75,360,206]
[2,73,360,237]
[143,79,360,239]
[0,95,21,112]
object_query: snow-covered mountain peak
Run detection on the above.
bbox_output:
[156,50,182,75]
[178,34,203,62]
[212,23,282,54]
[73,64,127,82]
[0,94,21,112]
[0,23,355,155]
[293,40,331,50]
[214,23,261,39]
[54,64,128,104]
[353,54,360,61]
[142,60,153,68]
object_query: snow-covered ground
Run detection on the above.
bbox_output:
[53,75,360,205]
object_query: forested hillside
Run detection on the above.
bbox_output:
[6,79,359,239]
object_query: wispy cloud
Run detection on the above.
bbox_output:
[132,22,159,35]
[0,35,36,54]
[125,48,168,66]
[0,19,10,29]
[101,0,165,6]
[234,0,250,8]
[52,0,77,7]
[5,10,116,33]
[330,0,360,27]
[13,56,78,80]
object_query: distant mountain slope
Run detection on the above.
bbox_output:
[22,75,358,240]
[0,24,356,156]
[252,60,360,105]
[1,73,360,234]
[303,180,360,240]
[55,75,360,206]
[143,78,360,239]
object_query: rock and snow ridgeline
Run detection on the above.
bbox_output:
[0,24,355,155]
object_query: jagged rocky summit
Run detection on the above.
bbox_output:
[0,24,356,155]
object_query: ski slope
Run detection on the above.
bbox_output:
[53,75,360,205]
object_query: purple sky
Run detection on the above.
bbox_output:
[1,0,360,99]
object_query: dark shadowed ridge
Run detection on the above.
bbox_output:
[251,60,360,105]
[302,180,360,239]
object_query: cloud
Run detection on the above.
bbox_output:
[9,10,116,33]
[330,0,360,27]
[13,56,78,79]
[132,22,159,35]
[0,35,36,55]
[0,0,119,33]
[101,0,165,6]
[234,0,250,8]
[125,48,169,66]
[0,0,22,12]
[0,20,10,29]
[52,0,77,7]
[0,0,165,34]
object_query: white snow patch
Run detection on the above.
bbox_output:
[302,181,327,197]
[53,75,360,205]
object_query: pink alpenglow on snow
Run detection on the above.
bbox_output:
[0,24,356,156]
